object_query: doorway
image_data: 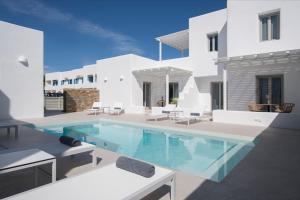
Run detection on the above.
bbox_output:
[143,82,151,108]
[256,75,283,104]
[211,82,223,110]
[169,82,179,103]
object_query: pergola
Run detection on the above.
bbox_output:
[155,29,189,61]
[132,66,192,105]
[215,49,300,110]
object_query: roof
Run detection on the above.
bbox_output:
[156,30,189,51]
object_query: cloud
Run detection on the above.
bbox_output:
[1,0,143,54]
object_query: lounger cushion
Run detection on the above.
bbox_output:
[59,136,81,147]
[116,156,155,178]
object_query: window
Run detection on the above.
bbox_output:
[256,75,283,104]
[88,75,94,83]
[68,79,72,84]
[208,33,218,52]
[74,77,83,84]
[61,80,65,85]
[260,11,280,41]
[52,80,58,86]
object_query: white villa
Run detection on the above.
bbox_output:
[45,0,300,121]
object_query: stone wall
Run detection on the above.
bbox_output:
[64,88,99,112]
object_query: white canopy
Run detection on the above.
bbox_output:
[156,30,189,51]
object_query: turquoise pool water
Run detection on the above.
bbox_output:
[32,120,254,182]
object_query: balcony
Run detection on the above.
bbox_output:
[156,29,189,61]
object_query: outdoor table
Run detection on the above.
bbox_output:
[0,124,18,138]
[258,104,278,112]
[0,149,56,186]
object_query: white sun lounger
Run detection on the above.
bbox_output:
[1,142,97,167]
[146,107,168,121]
[109,102,125,115]
[5,163,176,200]
[87,102,103,115]
[174,109,202,126]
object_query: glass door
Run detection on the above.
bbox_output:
[257,76,283,104]
[169,82,179,103]
[143,82,151,108]
[211,82,223,110]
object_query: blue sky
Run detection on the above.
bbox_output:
[0,0,226,72]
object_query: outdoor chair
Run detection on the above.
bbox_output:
[87,102,103,115]
[109,102,125,115]
[274,103,295,113]
[146,107,168,121]
[6,161,176,200]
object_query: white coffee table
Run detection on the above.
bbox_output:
[0,149,56,186]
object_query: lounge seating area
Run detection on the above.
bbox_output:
[146,104,210,126]
[0,126,176,200]
[86,101,125,116]
[248,102,295,113]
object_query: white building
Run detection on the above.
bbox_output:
[45,0,300,116]
[0,21,44,120]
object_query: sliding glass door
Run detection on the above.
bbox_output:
[211,82,223,110]
[169,82,179,103]
[257,75,283,104]
[143,82,151,108]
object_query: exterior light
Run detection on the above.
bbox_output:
[104,77,108,83]
[18,55,28,66]
[120,75,124,81]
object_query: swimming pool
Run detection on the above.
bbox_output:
[32,120,254,182]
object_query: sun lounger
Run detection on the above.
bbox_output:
[87,102,103,115]
[146,107,168,121]
[109,102,125,115]
[174,109,202,125]
[0,142,97,167]
[5,163,176,200]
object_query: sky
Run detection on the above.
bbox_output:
[0,0,226,72]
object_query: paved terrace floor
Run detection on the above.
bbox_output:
[0,111,300,200]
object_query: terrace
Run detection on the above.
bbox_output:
[1,111,299,199]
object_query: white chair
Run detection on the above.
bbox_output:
[162,104,176,119]
[87,102,103,115]
[174,109,203,126]
[1,142,97,167]
[6,163,176,200]
[146,107,168,121]
[109,102,124,115]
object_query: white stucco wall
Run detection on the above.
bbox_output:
[45,64,99,92]
[227,0,300,57]
[189,9,227,77]
[0,21,44,120]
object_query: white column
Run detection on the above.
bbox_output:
[159,41,162,61]
[223,65,227,110]
[165,71,169,106]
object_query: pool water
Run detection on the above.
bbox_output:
[33,120,254,182]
